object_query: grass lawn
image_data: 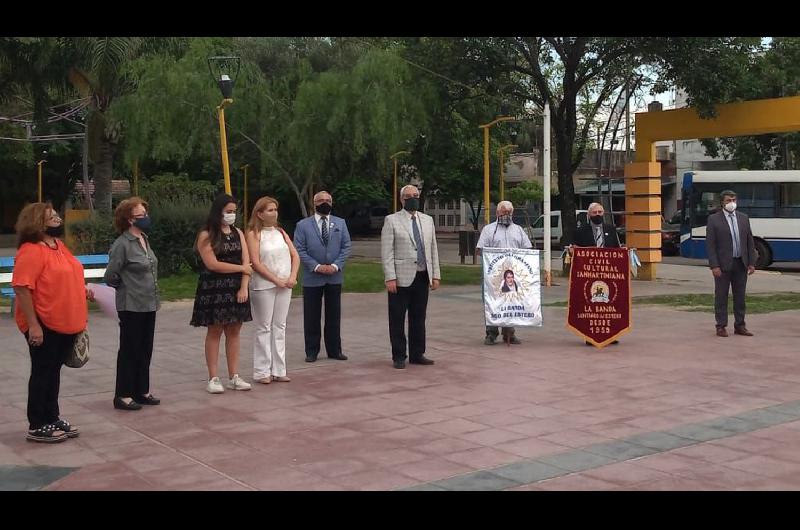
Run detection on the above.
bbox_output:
[631,292,800,314]
[545,292,800,314]
[157,260,483,301]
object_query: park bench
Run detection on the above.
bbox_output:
[0,254,109,315]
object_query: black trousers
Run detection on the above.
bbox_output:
[115,311,156,399]
[303,283,343,358]
[26,324,75,430]
[714,258,748,328]
[388,270,430,362]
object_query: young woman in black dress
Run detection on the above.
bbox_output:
[191,194,254,393]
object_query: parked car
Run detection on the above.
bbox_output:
[661,213,681,256]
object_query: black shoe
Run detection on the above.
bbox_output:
[327,353,348,360]
[305,355,318,363]
[409,356,435,365]
[393,360,406,369]
[113,397,142,411]
[508,336,521,345]
[134,394,161,406]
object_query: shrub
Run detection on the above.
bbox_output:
[68,172,214,277]
[67,213,116,256]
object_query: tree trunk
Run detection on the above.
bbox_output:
[93,136,114,214]
[285,174,309,218]
[555,128,578,247]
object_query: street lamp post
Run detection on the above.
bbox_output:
[498,144,518,202]
[389,150,410,212]
[208,56,241,196]
[36,151,47,203]
[240,164,249,227]
[133,159,139,196]
[479,116,515,225]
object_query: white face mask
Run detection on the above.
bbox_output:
[222,212,236,226]
[723,201,737,213]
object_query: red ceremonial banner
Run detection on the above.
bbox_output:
[567,247,631,348]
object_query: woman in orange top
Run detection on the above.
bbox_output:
[12,203,94,443]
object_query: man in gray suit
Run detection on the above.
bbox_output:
[381,184,441,369]
[705,190,757,337]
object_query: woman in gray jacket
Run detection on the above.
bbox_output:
[104,197,160,411]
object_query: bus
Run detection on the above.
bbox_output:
[680,170,800,268]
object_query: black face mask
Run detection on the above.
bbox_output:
[45,225,65,238]
[315,203,332,215]
[133,215,152,232]
[590,215,604,225]
[403,197,420,212]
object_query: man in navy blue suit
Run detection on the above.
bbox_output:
[293,191,352,362]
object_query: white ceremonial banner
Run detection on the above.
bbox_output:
[482,248,543,327]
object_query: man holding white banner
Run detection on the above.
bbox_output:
[477,201,535,345]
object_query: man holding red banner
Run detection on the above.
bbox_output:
[568,202,625,347]
[572,203,621,249]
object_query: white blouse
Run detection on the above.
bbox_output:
[250,228,291,290]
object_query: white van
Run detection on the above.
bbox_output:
[532,209,626,248]
[531,210,588,249]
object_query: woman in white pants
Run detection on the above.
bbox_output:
[245,196,299,384]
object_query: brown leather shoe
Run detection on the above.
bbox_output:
[716,327,729,337]
[734,326,754,336]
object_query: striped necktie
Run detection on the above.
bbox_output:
[321,216,329,246]
[728,213,740,257]
[594,226,604,247]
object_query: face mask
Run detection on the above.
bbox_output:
[403,197,420,212]
[315,203,332,215]
[261,211,278,225]
[132,215,152,232]
[222,213,236,226]
[45,225,64,238]
[590,215,604,225]
[723,202,737,213]
[497,214,511,226]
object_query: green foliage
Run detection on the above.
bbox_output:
[139,172,217,206]
[67,213,117,255]
[67,184,208,278]
[145,200,208,277]
[332,178,389,205]
[694,38,800,169]
[140,173,211,276]
[507,180,545,207]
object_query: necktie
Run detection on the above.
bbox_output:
[411,215,426,266]
[594,226,604,247]
[321,216,329,246]
[728,214,740,257]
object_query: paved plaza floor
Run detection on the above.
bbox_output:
[2,259,800,491]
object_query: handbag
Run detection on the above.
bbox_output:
[65,329,90,368]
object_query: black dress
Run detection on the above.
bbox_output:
[190,228,253,327]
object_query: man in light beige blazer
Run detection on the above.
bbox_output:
[381,184,441,369]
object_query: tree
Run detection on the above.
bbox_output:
[65,37,188,212]
[688,38,800,169]
[409,37,767,245]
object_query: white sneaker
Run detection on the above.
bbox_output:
[206,377,225,394]
[227,374,251,391]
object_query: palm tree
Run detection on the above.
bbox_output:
[66,37,186,212]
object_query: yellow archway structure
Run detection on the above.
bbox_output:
[625,95,800,280]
